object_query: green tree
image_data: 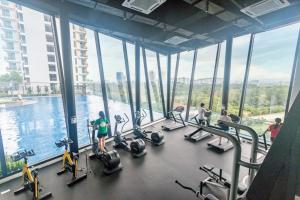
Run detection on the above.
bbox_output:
[0,71,23,89]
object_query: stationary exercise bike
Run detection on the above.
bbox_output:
[133,110,165,146]
[88,120,122,175]
[55,138,87,186]
[113,113,147,158]
[12,149,52,200]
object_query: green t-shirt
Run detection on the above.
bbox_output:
[94,118,109,135]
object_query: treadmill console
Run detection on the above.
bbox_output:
[173,106,184,113]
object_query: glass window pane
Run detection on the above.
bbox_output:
[145,49,164,120]
[173,50,194,119]
[70,25,104,146]
[140,49,151,124]
[189,44,218,119]
[0,6,67,169]
[159,53,167,110]
[99,33,133,133]
[228,35,251,115]
[243,23,299,138]
[211,41,226,123]
[170,53,177,103]
[127,42,136,112]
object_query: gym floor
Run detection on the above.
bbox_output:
[0,120,252,200]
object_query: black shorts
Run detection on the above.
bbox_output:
[97,134,107,139]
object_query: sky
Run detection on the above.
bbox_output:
[173,22,299,83]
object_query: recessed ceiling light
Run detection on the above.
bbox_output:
[164,36,189,45]
[122,0,166,15]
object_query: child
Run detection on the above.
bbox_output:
[93,111,110,152]
[268,118,283,143]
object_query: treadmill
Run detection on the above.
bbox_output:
[184,114,211,142]
[207,115,242,152]
[207,125,242,152]
[207,137,234,152]
[162,106,186,131]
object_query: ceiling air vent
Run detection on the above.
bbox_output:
[122,0,166,14]
[164,36,188,45]
[240,0,290,18]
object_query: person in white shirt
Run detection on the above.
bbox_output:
[198,103,209,125]
[217,110,232,145]
[218,110,232,124]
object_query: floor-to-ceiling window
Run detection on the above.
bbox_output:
[170,53,178,106]
[173,50,194,119]
[140,49,151,124]
[242,23,299,138]
[228,35,251,116]
[0,6,67,169]
[126,42,136,112]
[159,53,168,110]
[70,25,105,146]
[189,44,218,120]
[211,42,226,123]
[144,49,164,120]
[98,33,133,134]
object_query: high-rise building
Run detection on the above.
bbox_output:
[43,14,59,91]
[0,0,28,83]
[1,0,89,93]
[71,24,88,86]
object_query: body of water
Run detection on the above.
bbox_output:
[0,95,163,165]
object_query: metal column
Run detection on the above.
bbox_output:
[142,47,154,121]
[166,54,171,118]
[0,130,7,176]
[185,50,198,121]
[285,27,300,117]
[156,52,167,117]
[59,15,78,152]
[135,43,141,125]
[239,34,255,118]
[222,37,233,111]
[170,53,180,110]
[209,43,221,110]
[51,15,68,130]
[94,32,112,137]
[122,41,135,124]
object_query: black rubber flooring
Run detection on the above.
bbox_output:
[0,120,250,200]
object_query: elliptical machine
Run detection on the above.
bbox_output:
[88,120,122,175]
[113,113,147,158]
[133,109,165,146]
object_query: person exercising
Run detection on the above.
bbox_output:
[93,111,110,152]
[217,110,232,145]
[198,103,210,125]
[267,117,283,143]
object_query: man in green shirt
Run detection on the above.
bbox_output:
[93,111,109,152]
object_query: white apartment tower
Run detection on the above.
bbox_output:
[71,24,88,86]
[0,0,89,93]
[0,0,29,83]
[43,14,59,91]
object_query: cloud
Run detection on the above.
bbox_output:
[248,64,291,82]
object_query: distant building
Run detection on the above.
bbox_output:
[0,0,89,94]
[116,71,127,103]
[0,1,28,81]
[71,23,88,86]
